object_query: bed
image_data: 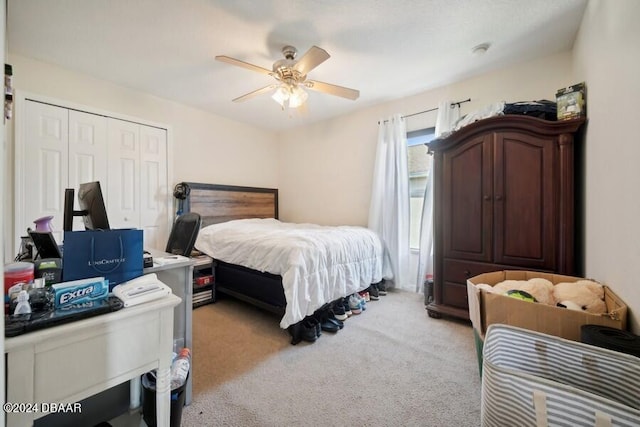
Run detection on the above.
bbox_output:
[182,182,385,341]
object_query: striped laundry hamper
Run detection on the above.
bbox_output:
[482,324,640,427]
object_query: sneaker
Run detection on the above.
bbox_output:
[358,291,370,302]
[342,297,353,317]
[320,319,340,333]
[377,280,388,296]
[327,315,344,329]
[300,319,320,342]
[348,294,362,314]
[368,284,380,301]
[354,292,367,311]
[331,301,348,321]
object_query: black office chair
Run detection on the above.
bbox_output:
[165,212,202,256]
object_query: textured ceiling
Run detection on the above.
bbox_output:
[7,0,588,131]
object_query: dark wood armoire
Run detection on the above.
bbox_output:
[426,115,586,320]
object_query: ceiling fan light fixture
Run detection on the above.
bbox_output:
[272,85,289,107]
[271,83,308,109]
[288,86,308,109]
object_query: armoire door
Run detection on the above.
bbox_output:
[492,131,556,270]
[442,133,493,263]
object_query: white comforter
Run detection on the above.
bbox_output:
[194,218,385,328]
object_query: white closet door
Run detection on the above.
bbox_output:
[107,118,140,230]
[16,94,171,255]
[140,126,169,250]
[23,101,69,243]
[68,110,108,231]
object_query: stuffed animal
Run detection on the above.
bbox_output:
[553,280,607,314]
[490,278,556,306]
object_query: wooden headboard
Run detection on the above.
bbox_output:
[182,182,278,227]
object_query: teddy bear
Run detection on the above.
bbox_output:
[553,279,607,314]
[491,277,556,306]
[477,277,556,306]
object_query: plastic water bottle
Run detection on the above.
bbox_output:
[170,348,191,389]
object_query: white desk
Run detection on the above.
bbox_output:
[5,294,181,427]
[144,251,194,405]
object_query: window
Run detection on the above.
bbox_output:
[407,127,436,249]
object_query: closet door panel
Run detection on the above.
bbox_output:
[23,101,69,243]
[107,118,140,230]
[140,126,168,250]
[69,111,108,231]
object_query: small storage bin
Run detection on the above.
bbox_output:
[141,372,188,427]
[482,324,640,426]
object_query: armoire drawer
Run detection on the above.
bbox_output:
[443,259,507,284]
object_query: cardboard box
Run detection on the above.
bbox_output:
[467,270,627,342]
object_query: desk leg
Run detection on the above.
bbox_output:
[155,364,171,427]
[7,348,36,427]
[155,300,175,427]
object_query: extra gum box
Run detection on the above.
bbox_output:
[51,276,109,308]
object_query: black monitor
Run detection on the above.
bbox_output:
[63,181,110,231]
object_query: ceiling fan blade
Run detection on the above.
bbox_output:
[232,85,276,102]
[215,55,273,76]
[293,46,330,76]
[305,80,360,100]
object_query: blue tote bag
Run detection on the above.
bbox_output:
[62,229,144,289]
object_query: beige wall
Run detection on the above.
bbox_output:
[277,51,574,226]
[572,0,640,333]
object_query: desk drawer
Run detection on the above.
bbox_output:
[33,311,162,403]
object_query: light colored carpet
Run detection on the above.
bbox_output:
[181,290,481,426]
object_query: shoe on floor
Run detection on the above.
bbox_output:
[300,319,319,342]
[342,297,353,317]
[377,280,388,296]
[326,314,344,329]
[304,317,321,339]
[368,284,380,301]
[354,292,367,311]
[320,319,340,333]
[348,294,362,314]
[332,301,348,321]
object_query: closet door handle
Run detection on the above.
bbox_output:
[484,195,491,201]
[495,195,503,201]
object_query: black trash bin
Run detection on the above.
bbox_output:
[141,371,188,427]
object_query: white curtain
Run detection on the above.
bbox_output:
[369,114,410,290]
[416,101,461,292]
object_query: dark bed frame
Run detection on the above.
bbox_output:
[182,182,287,316]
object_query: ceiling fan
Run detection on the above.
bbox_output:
[215,45,360,109]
